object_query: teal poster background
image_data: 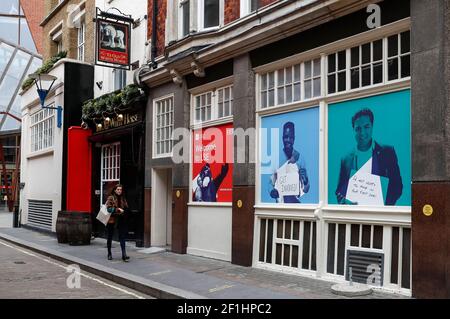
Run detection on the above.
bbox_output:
[260,107,319,204]
[328,90,411,206]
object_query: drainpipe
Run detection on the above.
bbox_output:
[151,0,158,69]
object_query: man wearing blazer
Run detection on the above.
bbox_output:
[335,108,403,206]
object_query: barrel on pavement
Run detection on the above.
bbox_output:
[66,211,92,246]
[56,211,69,243]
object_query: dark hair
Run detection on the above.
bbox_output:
[283,122,295,134]
[110,184,124,197]
[352,108,374,128]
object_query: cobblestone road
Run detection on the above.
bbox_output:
[0,239,154,299]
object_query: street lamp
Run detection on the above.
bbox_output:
[29,73,63,128]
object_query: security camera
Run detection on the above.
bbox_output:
[96,81,103,90]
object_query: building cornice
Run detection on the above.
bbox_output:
[140,0,382,88]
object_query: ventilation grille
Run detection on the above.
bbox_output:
[346,250,384,286]
[28,200,53,230]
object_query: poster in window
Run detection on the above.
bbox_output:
[97,19,130,67]
[192,123,233,203]
[328,89,411,207]
[260,107,320,204]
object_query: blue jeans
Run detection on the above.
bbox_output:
[106,220,127,257]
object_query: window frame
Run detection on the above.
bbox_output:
[178,0,190,39]
[198,0,224,32]
[190,77,234,128]
[30,106,55,153]
[153,94,175,159]
[77,21,85,61]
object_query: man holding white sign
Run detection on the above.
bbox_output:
[335,108,403,206]
[270,122,309,203]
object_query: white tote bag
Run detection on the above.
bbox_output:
[96,204,110,226]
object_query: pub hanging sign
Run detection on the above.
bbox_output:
[95,7,133,70]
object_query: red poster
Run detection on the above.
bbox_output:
[192,123,233,203]
[97,19,130,66]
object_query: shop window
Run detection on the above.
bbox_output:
[101,143,121,182]
[154,96,174,157]
[77,22,85,61]
[179,0,190,38]
[259,57,321,109]
[193,85,233,124]
[30,108,55,152]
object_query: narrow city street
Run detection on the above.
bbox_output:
[0,237,153,299]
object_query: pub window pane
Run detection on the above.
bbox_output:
[313,78,321,97]
[313,59,320,77]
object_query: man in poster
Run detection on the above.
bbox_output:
[194,163,229,202]
[335,108,403,206]
[269,122,310,203]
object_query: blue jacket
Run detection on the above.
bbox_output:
[335,142,403,205]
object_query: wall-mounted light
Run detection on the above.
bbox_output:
[117,114,124,121]
[29,73,63,128]
[104,117,111,124]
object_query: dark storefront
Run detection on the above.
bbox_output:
[82,87,146,246]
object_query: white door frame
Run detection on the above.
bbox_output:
[151,167,172,247]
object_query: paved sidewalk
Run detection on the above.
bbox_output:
[0,209,13,228]
[0,228,409,299]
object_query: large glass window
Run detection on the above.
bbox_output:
[154,96,174,157]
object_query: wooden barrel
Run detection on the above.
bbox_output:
[55,211,69,244]
[66,211,92,246]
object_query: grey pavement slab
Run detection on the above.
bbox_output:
[0,227,409,299]
[0,211,13,228]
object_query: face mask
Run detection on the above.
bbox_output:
[202,176,210,187]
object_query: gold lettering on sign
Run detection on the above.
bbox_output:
[96,113,140,132]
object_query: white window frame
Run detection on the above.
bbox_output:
[153,94,175,159]
[113,68,127,91]
[190,77,234,128]
[198,0,224,32]
[178,0,190,38]
[77,21,85,61]
[30,107,55,153]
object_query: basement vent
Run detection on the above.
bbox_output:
[346,250,384,286]
[28,200,53,230]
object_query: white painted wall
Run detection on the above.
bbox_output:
[20,61,66,231]
[187,205,232,261]
[94,0,148,98]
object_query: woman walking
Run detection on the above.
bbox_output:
[106,184,130,262]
